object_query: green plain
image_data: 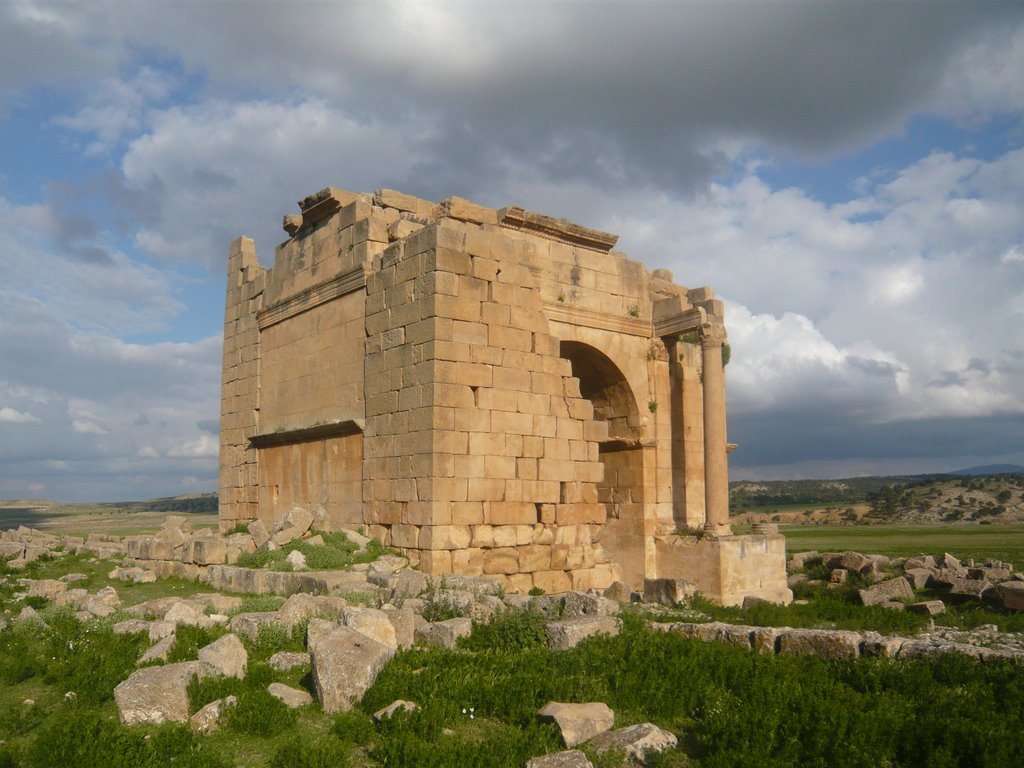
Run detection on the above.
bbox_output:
[781,523,1024,569]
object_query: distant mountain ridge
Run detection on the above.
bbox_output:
[947,464,1024,476]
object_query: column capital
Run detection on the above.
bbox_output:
[700,323,728,349]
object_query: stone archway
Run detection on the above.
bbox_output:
[560,341,647,586]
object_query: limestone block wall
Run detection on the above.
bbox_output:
[220,237,265,526]
[219,184,749,595]
[362,215,618,592]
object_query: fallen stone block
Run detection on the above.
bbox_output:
[788,550,821,570]
[858,577,913,606]
[777,628,861,660]
[248,519,271,549]
[190,695,236,735]
[309,623,394,714]
[230,611,280,641]
[859,632,904,658]
[642,578,697,606]
[526,750,594,768]
[343,606,398,649]
[545,616,622,650]
[602,580,633,603]
[198,633,247,679]
[268,682,313,708]
[165,601,213,628]
[947,578,993,601]
[114,661,206,725]
[538,701,615,748]
[113,619,151,635]
[373,699,418,722]
[140,634,176,664]
[994,581,1024,611]
[414,617,473,649]
[825,551,870,573]
[268,651,310,670]
[589,722,678,762]
[908,600,946,616]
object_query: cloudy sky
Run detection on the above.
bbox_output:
[1,0,1022,501]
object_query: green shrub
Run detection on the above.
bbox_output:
[460,606,548,652]
[23,711,229,768]
[167,623,228,664]
[332,709,376,744]
[229,687,297,736]
[420,588,467,623]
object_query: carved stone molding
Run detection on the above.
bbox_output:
[257,267,367,331]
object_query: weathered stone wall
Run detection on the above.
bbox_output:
[218,185,787,598]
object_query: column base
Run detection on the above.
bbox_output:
[703,522,733,538]
[653,532,793,607]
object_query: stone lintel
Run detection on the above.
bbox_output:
[257,267,367,331]
[298,187,363,226]
[249,419,364,449]
[498,206,619,252]
[653,307,706,339]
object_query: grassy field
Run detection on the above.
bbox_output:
[781,523,1024,569]
[0,505,218,537]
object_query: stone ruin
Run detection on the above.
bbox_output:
[219,186,792,605]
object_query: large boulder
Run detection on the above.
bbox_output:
[309,621,394,714]
[538,701,615,748]
[589,723,678,761]
[114,661,205,725]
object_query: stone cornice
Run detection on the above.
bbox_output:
[498,206,619,253]
[257,267,366,331]
[653,307,706,339]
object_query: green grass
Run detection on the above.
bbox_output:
[234,532,389,572]
[782,523,1024,569]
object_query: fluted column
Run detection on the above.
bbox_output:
[701,324,732,536]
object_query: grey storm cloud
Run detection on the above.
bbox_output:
[730,410,1024,470]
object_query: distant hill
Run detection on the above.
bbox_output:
[947,464,1024,476]
[731,472,1024,526]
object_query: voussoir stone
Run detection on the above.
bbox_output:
[525,750,594,768]
[538,701,615,748]
[198,633,247,679]
[309,623,394,714]
[589,722,678,761]
[114,661,206,725]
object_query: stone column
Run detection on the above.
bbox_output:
[701,324,732,537]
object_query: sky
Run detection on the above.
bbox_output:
[1,0,1023,502]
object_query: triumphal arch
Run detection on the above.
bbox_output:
[219,187,791,605]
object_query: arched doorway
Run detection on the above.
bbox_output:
[560,341,646,586]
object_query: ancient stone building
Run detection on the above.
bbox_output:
[219,187,791,604]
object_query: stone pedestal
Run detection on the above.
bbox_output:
[654,532,793,607]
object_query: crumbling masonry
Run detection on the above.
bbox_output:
[219,187,791,604]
